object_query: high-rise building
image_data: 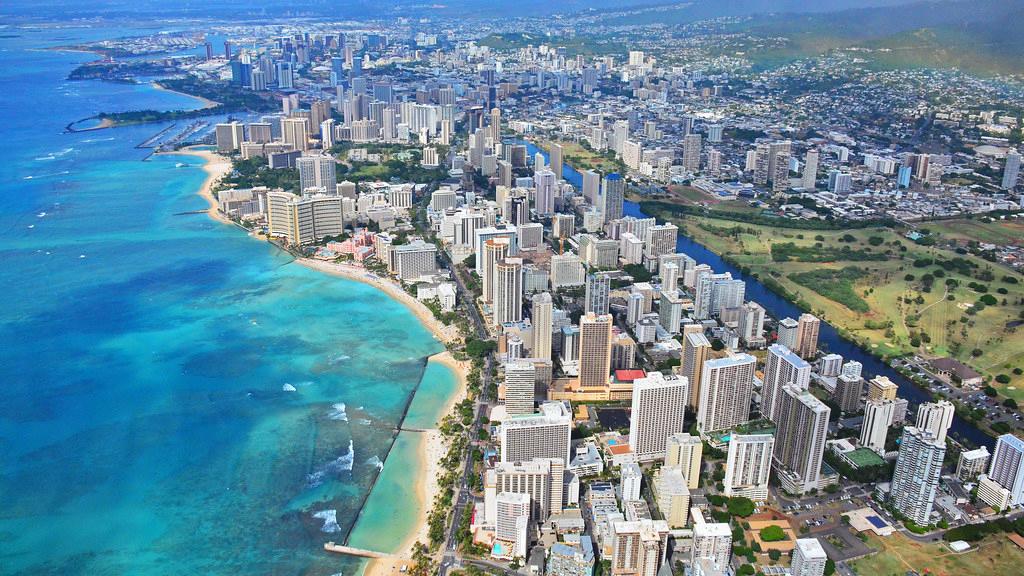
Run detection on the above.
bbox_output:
[601,173,625,223]
[795,313,820,359]
[802,150,819,190]
[215,122,245,153]
[282,117,310,151]
[550,142,564,180]
[393,240,438,280]
[658,291,683,334]
[490,107,502,141]
[915,400,954,445]
[629,372,688,462]
[833,374,863,414]
[987,434,1024,507]
[957,446,990,482]
[534,169,557,215]
[1003,150,1021,190]
[500,401,572,465]
[762,344,811,422]
[578,313,613,390]
[664,433,703,490]
[494,491,531,560]
[653,467,691,528]
[696,354,757,433]
[482,238,511,304]
[485,458,565,524]
[691,517,732,567]
[860,399,895,455]
[297,155,338,195]
[792,538,828,576]
[505,360,537,416]
[773,384,830,494]
[777,317,799,349]
[621,462,643,502]
[890,426,945,525]
[867,376,898,401]
[644,224,678,271]
[585,273,611,315]
[611,520,670,576]
[583,170,601,205]
[681,332,711,409]
[738,302,766,346]
[532,292,553,360]
[724,434,774,500]
[682,133,701,172]
[494,258,524,327]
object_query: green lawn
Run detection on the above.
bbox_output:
[851,532,1024,576]
[672,215,1024,397]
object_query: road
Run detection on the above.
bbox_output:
[434,208,495,576]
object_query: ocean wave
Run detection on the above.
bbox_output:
[312,509,342,533]
[306,440,354,488]
[327,353,351,365]
[282,383,297,392]
[23,170,70,180]
[365,455,383,471]
[327,403,348,421]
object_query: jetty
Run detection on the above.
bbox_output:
[323,542,404,559]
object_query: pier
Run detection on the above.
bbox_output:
[323,542,404,560]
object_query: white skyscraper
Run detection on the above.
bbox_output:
[860,399,895,455]
[724,434,774,500]
[534,169,557,215]
[621,462,643,502]
[297,155,338,195]
[987,434,1024,506]
[532,292,553,360]
[915,400,954,445]
[761,344,811,422]
[494,492,531,560]
[628,372,688,462]
[890,426,946,525]
[493,258,524,327]
[500,401,573,465]
[697,354,756,434]
[1003,150,1021,190]
[792,538,828,576]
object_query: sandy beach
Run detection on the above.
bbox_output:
[161,146,233,225]
[297,258,463,346]
[361,351,469,576]
[178,156,470,574]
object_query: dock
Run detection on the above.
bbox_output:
[323,542,403,559]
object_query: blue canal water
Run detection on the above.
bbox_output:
[515,139,993,449]
[0,24,448,575]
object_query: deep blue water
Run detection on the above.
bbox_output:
[517,139,993,449]
[0,24,447,575]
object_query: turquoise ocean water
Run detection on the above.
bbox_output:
[0,24,453,575]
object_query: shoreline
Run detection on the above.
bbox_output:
[150,81,220,110]
[158,146,234,225]
[296,258,462,346]
[363,351,469,576]
[177,150,471,569]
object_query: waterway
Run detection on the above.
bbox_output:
[514,138,994,449]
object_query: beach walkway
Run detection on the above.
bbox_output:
[323,542,405,560]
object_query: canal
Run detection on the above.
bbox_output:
[513,138,993,448]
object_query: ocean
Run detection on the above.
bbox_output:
[0,23,452,575]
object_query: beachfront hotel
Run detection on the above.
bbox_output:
[499,401,572,466]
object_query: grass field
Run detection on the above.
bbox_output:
[665,214,1024,399]
[851,532,1024,576]
[920,218,1024,247]
[540,139,625,174]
